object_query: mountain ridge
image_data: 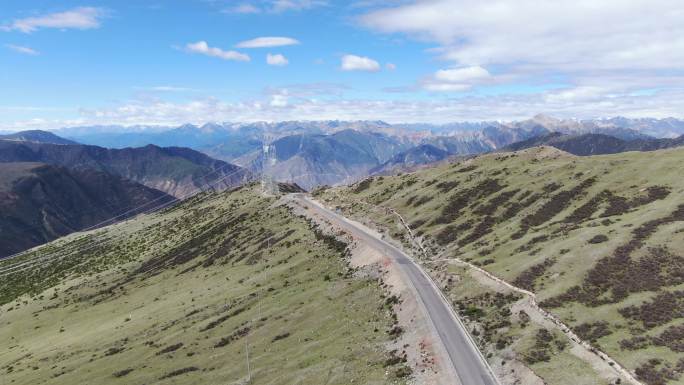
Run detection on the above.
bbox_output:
[47,116,684,161]
[236,129,411,190]
[0,184,408,384]
[370,144,450,175]
[503,132,684,155]
[0,130,78,145]
[6,116,684,191]
[0,162,173,257]
[0,140,250,197]
[317,145,684,385]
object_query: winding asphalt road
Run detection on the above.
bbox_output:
[292,194,499,385]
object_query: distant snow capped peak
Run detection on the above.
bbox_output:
[198,122,228,133]
[55,115,684,144]
[176,123,199,131]
[532,113,560,125]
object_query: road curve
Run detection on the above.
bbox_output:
[292,194,499,385]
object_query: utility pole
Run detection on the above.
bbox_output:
[245,342,252,383]
[257,290,262,320]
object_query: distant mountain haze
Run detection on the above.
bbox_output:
[56,121,413,161]
[0,130,79,145]
[3,115,684,190]
[54,116,684,161]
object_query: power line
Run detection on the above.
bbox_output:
[0,168,256,277]
[260,135,278,195]
[0,161,259,277]
[246,327,252,384]
[0,160,250,261]
[0,190,176,244]
[0,143,358,277]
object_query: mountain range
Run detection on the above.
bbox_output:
[53,115,684,157]
[413,115,684,139]
[5,121,684,259]
[3,115,684,191]
[4,143,683,384]
[0,140,250,197]
[370,144,451,175]
[56,120,419,161]
[243,123,561,188]
[503,132,684,156]
[18,115,669,187]
[0,133,253,256]
[2,116,684,384]
[234,129,412,190]
[0,130,78,145]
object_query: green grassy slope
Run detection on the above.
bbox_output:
[317,146,684,385]
[0,185,406,385]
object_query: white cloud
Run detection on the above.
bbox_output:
[223,1,327,14]
[2,7,106,33]
[88,89,684,122]
[357,0,684,109]
[341,54,381,72]
[271,0,327,12]
[5,44,39,55]
[543,86,615,104]
[270,91,289,107]
[185,41,250,61]
[5,86,684,131]
[434,66,489,83]
[421,65,491,92]
[422,83,471,92]
[266,53,289,66]
[236,36,300,48]
[264,83,349,98]
[385,63,396,70]
[227,4,261,14]
[360,1,684,72]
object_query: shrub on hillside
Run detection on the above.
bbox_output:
[588,234,609,244]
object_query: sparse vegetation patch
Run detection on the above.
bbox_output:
[543,205,684,307]
[159,367,200,380]
[512,258,557,291]
[435,179,505,224]
[513,177,596,239]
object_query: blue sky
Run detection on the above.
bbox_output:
[2,0,683,129]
